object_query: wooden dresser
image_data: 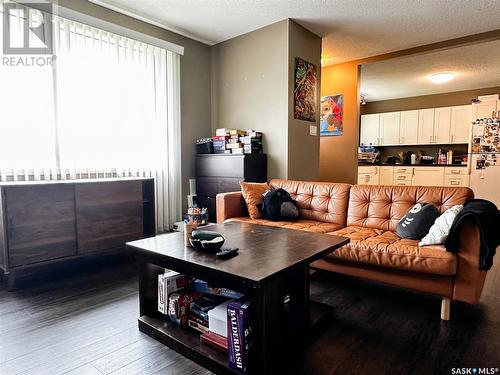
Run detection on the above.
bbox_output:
[195,154,267,222]
[0,177,155,289]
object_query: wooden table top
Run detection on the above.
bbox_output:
[127,222,349,286]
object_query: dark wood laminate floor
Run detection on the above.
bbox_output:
[1,255,499,375]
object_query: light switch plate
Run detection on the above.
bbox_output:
[309,125,317,136]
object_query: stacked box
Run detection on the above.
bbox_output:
[227,301,253,373]
[215,128,234,136]
[231,148,244,154]
[158,271,189,314]
[212,135,229,153]
[208,300,234,338]
[200,331,228,354]
[167,291,200,326]
[193,279,244,299]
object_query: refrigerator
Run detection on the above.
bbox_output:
[469,119,500,208]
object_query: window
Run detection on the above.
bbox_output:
[0,3,181,231]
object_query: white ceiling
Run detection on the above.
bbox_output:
[360,40,500,102]
[92,0,500,65]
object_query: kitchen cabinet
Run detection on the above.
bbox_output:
[434,107,452,144]
[417,108,435,144]
[412,167,445,186]
[473,99,497,119]
[399,110,419,145]
[360,114,380,146]
[379,112,400,145]
[357,166,379,185]
[450,105,472,144]
[379,166,394,185]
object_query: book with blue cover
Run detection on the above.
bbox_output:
[193,279,244,299]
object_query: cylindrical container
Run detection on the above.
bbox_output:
[184,222,197,247]
[410,153,417,165]
[189,179,196,196]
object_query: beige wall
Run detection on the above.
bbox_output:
[361,86,500,114]
[58,0,212,205]
[319,62,360,184]
[211,20,289,179]
[287,21,322,181]
[211,19,321,181]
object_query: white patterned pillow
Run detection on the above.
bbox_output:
[419,205,463,247]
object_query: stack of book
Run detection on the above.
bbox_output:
[157,271,253,372]
[212,128,263,154]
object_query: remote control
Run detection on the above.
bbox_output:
[216,247,239,259]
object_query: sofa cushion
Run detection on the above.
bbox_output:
[327,226,457,276]
[226,217,344,234]
[347,185,473,232]
[269,179,351,226]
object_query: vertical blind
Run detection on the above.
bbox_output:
[0,2,182,232]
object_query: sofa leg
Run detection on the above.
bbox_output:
[441,297,451,321]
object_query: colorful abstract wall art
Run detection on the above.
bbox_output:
[293,57,317,122]
[320,95,343,136]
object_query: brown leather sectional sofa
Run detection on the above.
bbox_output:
[216,179,489,320]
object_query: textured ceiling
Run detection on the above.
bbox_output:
[93,0,500,65]
[360,40,500,102]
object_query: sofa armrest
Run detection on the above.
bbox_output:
[216,191,247,224]
[452,220,488,304]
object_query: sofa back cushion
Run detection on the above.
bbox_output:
[347,185,474,232]
[269,179,351,226]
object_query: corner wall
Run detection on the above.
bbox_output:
[211,20,289,179]
[211,19,322,181]
[287,21,322,181]
[319,62,360,184]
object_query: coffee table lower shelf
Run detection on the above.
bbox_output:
[138,300,332,375]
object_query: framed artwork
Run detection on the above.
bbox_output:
[320,95,343,136]
[293,57,317,122]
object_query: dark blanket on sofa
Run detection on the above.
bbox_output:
[445,199,500,271]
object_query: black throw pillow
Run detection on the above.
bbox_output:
[259,188,299,221]
[396,202,440,240]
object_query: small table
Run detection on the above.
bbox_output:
[127,222,348,374]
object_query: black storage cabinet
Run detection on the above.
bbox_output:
[195,154,267,222]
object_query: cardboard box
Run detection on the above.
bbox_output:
[158,271,189,314]
[208,300,234,338]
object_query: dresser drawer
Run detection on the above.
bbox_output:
[393,166,414,174]
[444,175,469,187]
[357,173,380,185]
[358,166,378,175]
[444,167,468,176]
[196,155,244,178]
[196,177,242,198]
[393,174,413,182]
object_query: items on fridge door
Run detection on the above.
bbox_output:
[471,118,500,153]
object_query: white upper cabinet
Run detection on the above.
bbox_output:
[399,110,419,145]
[417,108,435,144]
[473,99,497,119]
[379,112,401,145]
[360,114,380,146]
[450,105,472,144]
[434,107,452,144]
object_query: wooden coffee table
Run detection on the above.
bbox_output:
[127,221,348,374]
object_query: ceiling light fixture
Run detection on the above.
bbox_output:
[428,72,455,84]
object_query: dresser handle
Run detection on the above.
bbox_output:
[450,181,460,185]
[451,170,460,174]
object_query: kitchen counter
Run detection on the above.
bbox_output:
[358,163,467,167]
